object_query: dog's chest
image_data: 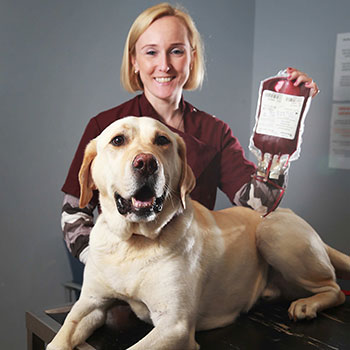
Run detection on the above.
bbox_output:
[90,244,171,299]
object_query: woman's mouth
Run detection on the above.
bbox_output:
[154,77,174,83]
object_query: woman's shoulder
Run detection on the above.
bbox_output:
[187,100,230,126]
[184,100,232,141]
[91,95,141,132]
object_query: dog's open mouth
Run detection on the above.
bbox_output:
[131,185,156,209]
[115,185,165,217]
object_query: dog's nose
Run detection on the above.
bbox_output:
[132,153,158,176]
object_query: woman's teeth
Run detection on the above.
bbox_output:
[155,77,173,83]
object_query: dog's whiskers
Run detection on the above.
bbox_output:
[164,184,180,208]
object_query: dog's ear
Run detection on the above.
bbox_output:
[177,136,196,209]
[78,139,97,208]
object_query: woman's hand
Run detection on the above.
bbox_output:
[286,67,320,98]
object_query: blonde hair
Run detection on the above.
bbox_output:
[121,2,205,93]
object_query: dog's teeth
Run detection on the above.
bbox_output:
[132,197,156,208]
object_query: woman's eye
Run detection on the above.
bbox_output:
[155,135,171,146]
[146,50,157,56]
[111,135,125,146]
[171,48,184,55]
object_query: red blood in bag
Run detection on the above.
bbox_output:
[253,77,310,157]
[274,79,300,95]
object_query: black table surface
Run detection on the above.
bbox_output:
[48,297,350,350]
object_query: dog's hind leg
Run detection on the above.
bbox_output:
[257,209,345,321]
[287,286,345,321]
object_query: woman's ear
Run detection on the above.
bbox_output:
[177,136,196,209]
[131,55,139,73]
[78,139,97,208]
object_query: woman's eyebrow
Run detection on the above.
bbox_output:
[141,42,187,50]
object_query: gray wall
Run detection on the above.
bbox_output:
[1,1,349,349]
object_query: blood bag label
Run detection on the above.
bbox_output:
[256,90,305,140]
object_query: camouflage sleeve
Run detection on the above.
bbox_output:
[233,173,287,216]
[61,194,96,259]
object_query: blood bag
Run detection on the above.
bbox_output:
[249,70,312,180]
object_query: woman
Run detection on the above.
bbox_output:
[61,3,319,264]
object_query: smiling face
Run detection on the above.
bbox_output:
[132,16,194,105]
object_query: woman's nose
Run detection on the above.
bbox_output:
[158,52,170,72]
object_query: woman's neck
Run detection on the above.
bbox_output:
[144,91,184,130]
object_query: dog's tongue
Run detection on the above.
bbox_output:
[131,186,156,208]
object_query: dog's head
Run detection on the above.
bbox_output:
[79,117,195,225]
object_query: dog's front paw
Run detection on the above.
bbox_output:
[46,341,71,350]
[288,298,317,321]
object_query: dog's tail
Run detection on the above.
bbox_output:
[325,244,350,280]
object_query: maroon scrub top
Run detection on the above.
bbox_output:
[62,94,256,210]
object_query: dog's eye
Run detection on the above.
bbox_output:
[111,135,125,146]
[155,135,171,146]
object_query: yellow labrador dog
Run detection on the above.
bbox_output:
[48,117,349,350]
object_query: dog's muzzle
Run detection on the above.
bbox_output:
[114,152,165,218]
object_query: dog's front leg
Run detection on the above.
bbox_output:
[127,317,199,350]
[47,296,110,350]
